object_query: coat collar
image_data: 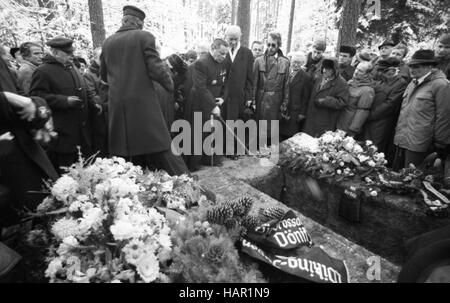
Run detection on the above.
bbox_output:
[117,25,140,33]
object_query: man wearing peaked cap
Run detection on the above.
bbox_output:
[29,36,101,172]
[46,37,75,54]
[101,4,188,176]
[123,5,146,21]
[338,45,357,81]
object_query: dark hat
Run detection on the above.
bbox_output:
[377,57,401,71]
[407,49,438,66]
[46,37,74,54]
[167,54,187,75]
[339,45,356,57]
[438,33,450,46]
[322,57,337,70]
[356,51,371,62]
[378,39,395,50]
[313,39,327,52]
[123,5,146,21]
[9,47,20,59]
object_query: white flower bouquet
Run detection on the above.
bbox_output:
[30,156,203,283]
[283,131,388,181]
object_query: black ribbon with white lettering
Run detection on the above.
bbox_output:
[241,239,349,283]
[246,210,314,249]
[241,211,349,283]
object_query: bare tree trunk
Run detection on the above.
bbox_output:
[88,0,106,49]
[286,0,295,53]
[183,0,189,47]
[237,0,251,47]
[274,0,280,28]
[231,0,237,25]
[336,0,361,54]
[255,0,261,40]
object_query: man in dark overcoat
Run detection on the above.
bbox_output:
[223,25,254,156]
[184,38,229,171]
[302,58,350,138]
[280,52,313,140]
[364,58,408,165]
[100,6,188,176]
[29,37,99,172]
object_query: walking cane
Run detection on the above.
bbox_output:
[211,115,214,167]
[216,115,252,156]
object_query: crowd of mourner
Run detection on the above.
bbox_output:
[1,5,450,231]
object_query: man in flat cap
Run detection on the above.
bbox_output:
[101,5,188,176]
[363,57,408,165]
[338,45,356,81]
[435,33,450,80]
[305,39,327,80]
[29,37,100,172]
[393,50,450,169]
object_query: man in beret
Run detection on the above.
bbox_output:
[435,33,450,80]
[305,39,327,80]
[29,37,100,172]
[393,50,450,169]
[101,5,188,176]
[338,45,356,81]
[363,57,408,165]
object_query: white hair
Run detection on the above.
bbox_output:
[225,25,242,38]
[290,51,307,65]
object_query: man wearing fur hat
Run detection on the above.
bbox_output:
[435,33,450,80]
[393,50,450,169]
[101,5,188,175]
[338,45,357,81]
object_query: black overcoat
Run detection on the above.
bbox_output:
[100,25,174,157]
[29,55,95,154]
[280,70,313,138]
[363,75,408,153]
[223,46,254,120]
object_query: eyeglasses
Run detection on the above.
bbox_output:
[267,43,277,48]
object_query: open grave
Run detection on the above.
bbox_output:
[193,149,450,282]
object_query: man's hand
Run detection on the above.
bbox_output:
[212,106,221,117]
[215,98,224,106]
[67,96,83,107]
[95,104,103,115]
[297,114,306,122]
[18,100,36,122]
